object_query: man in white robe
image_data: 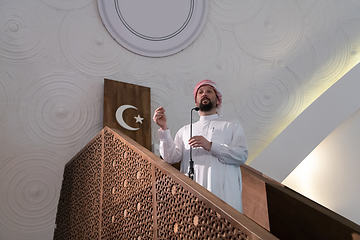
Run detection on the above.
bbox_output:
[153,80,248,213]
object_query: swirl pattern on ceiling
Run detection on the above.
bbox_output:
[0,71,16,130]
[39,0,92,10]
[212,30,255,85]
[0,1,54,63]
[310,28,350,94]
[60,6,134,76]
[0,152,64,233]
[341,18,360,63]
[304,0,339,43]
[210,0,265,24]
[235,64,304,131]
[18,73,101,149]
[234,0,303,59]
[155,17,221,78]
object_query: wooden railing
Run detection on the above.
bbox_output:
[54,126,360,239]
[241,164,360,240]
[54,127,276,239]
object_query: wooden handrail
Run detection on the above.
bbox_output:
[54,127,277,239]
[241,163,360,240]
[54,126,360,239]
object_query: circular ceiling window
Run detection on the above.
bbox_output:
[97,0,209,57]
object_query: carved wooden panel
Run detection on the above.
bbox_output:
[155,168,249,239]
[101,129,154,239]
[54,127,276,239]
[103,78,151,151]
[54,134,102,239]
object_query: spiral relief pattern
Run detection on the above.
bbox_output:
[210,0,265,24]
[0,152,64,232]
[312,28,350,85]
[303,0,339,43]
[234,0,303,59]
[337,0,360,21]
[123,56,161,79]
[60,5,134,76]
[39,0,92,10]
[340,18,360,66]
[296,0,318,15]
[210,30,255,85]
[286,37,316,84]
[142,77,197,141]
[0,71,16,130]
[235,64,304,131]
[158,18,220,79]
[18,73,102,149]
[0,1,54,63]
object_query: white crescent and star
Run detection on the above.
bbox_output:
[115,105,144,131]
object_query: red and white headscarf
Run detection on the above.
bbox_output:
[193,79,223,115]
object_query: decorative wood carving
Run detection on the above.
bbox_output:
[54,127,276,239]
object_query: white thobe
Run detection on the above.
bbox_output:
[158,114,248,213]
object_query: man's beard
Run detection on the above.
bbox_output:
[199,98,214,112]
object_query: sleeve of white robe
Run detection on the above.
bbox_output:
[209,120,248,165]
[158,128,184,164]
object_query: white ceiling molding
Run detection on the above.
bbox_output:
[97,0,209,57]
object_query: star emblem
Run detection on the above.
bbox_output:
[134,114,144,124]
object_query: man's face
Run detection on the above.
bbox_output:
[195,85,219,112]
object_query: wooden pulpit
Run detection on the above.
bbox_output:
[54,127,360,239]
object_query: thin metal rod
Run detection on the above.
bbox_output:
[189,107,199,180]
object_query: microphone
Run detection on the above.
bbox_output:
[189,107,199,180]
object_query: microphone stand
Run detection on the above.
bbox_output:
[189,107,199,180]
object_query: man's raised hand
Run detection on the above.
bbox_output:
[153,107,168,130]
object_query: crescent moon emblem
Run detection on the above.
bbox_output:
[115,105,139,131]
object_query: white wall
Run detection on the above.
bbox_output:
[283,106,360,226]
[1,0,360,239]
[250,62,360,224]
